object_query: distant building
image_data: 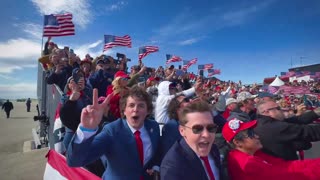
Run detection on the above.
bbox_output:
[288,63,320,72]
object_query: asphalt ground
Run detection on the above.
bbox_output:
[0,101,47,180]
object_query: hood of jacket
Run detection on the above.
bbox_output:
[157,81,172,96]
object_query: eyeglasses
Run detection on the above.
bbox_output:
[182,124,217,134]
[262,106,281,113]
[121,77,129,81]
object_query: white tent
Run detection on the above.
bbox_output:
[269,76,284,86]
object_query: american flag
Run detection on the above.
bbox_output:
[166,54,182,64]
[295,71,304,78]
[43,13,75,37]
[103,35,131,52]
[182,58,197,70]
[138,46,159,60]
[208,69,221,77]
[198,63,213,70]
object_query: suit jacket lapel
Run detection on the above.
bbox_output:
[180,139,209,180]
[144,120,157,157]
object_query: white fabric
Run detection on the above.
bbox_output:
[155,81,195,124]
[74,124,98,143]
[53,117,66,153]
[44,163,67,180]
[269,76,284,86]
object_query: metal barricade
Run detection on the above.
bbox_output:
[36,63,64,149]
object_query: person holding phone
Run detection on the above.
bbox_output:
[60,69,93,149]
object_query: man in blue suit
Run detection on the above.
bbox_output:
[161,100,223,180]
[67,86,160,180]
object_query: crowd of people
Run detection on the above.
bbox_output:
[39,37,320,179]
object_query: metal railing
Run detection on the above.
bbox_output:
[36,63,63,149]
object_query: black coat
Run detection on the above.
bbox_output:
[255,111,320,160]
[161,138,223,180]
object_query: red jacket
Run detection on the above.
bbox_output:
[222,108,231,120]
[227,149,320,180]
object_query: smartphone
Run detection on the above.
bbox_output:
[303,95,310,108]
[72,70,82,84]
[176,69,185,76]
[199,69,204,76]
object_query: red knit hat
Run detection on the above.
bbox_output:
[222,119,257,142]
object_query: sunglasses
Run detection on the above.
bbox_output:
[245,128,256,139]
[183,124,217,134]
[121,77,129,81]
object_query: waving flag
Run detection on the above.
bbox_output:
[43,13,75,37]
[198,64,213,70]
[44,150,100,180]
[182,58,197,70]
[166,54,182,64]
[103,35,131,52]
[208,69,221,77]
[138,46,159,60]
[204,64,214,70]
[53,103,65,154]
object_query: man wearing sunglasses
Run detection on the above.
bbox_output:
[255,100,320,160]
[161,100,223,180]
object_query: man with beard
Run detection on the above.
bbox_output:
[67,86,160,180]
[161,101,223,180]
[255,100,320,160]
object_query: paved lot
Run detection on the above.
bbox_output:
[0,101,47,180]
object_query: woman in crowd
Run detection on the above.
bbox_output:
[105,71,130,122]
[60,68,92,148]
[222,118,320,180]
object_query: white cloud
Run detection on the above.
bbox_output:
[178,37,202,46]
[0,38,41,59]
[0,83,37,99]
[105,1,128,12]
[154,1,274,41]
[21,23,43,40]
[0,74,18,81]
[30,0,92,28]
[221,1,274,27]
[73,40,106,59]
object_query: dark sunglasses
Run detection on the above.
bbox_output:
[246,128,256,139]
[121,77,129,81]
[183,124,217,134]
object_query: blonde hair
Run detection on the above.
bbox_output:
[112,77,127,94]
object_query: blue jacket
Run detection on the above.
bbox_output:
[160,120,181,160]
[161,138,223,180]
[67,119,161,180]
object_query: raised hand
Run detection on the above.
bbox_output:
[296,104,306,116]
[81,89,110,129]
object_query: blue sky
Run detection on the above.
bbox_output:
[0,0,319,99]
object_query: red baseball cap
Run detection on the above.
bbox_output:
[222,119,257,142]
[114,71,130,79]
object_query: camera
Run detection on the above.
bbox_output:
[33,105,49,125]
[116,53,131,61]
